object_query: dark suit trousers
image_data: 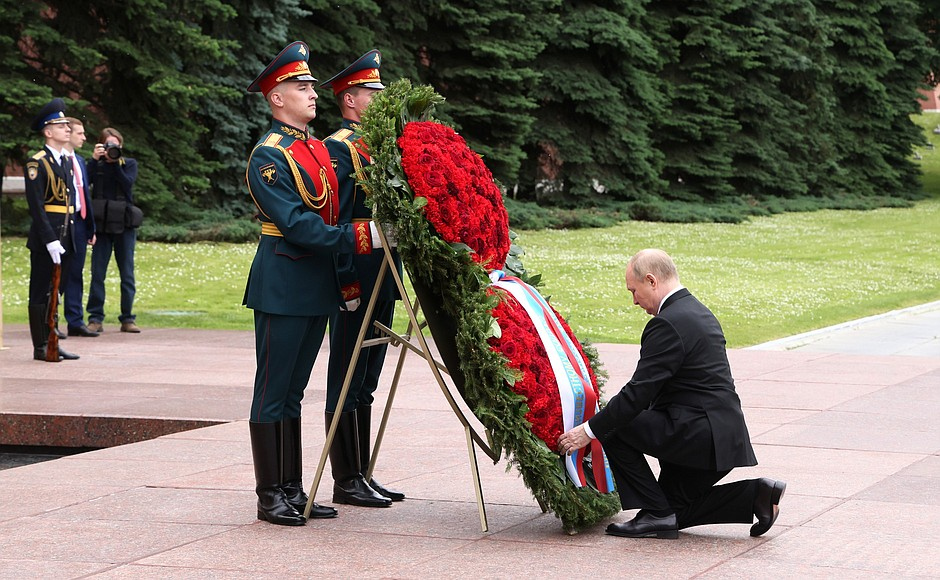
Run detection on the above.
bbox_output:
[64,217,89,327]
[603,417,758,529]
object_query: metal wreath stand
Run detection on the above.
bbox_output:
[304,223,500,532]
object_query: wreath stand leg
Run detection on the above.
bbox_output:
[305,224,498,532]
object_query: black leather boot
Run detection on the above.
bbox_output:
[327,410,391,508]
[280,417,337,519]
[357,405,404,501]
[249,421,305,526]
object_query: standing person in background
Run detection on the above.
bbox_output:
[23,98,80,361]
[321,50,403,508]
[85,127,141,334]
[62,117,99,338]
[243,41,392,526]
[558,249,785,539]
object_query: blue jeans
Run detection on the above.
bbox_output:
[86,228,137,324]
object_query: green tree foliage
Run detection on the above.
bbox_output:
[816,0,926,199]
[644,0,744,203]
[876,0,935,194]
[520,0,667,207]
[725,0,825,201]
[0,0,241,221]
[2,0,937,234]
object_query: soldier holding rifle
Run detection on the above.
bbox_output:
[23,98,81,362]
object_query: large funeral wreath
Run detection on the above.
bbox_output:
[359,79,620,532]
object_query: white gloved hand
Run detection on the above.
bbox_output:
[344,298,361,312]
[369,221,398,249]
[369,221,383,249]
[45,240,66,265]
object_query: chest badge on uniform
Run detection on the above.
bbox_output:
[259,163,278,185]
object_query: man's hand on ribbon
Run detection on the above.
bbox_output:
[343,297,361,312]
[558,424,591,456]
[45,240,66,265]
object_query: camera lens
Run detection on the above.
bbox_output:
[105,144,122,160]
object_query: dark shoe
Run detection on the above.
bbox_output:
[55,326,67,339]
[249,421,305,526]
[34,347,61,362]
[58,347,80,360]
[751,478,786,537]
[121,321,141,333]
[369,478,404,502]
[87,321,103,333]
[68,324,100,337]
[333,477,392,508]
[606,512,678,539]
[357,405,405,502]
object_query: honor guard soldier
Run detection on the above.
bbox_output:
[321,50,404,508]
[24,98,80,362]
[244,41,392,526]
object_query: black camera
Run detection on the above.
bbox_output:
[105,143,122,160]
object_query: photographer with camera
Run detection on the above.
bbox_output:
[85,127,143,334]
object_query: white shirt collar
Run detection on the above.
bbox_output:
[657,285,685,315]
[48,146,66,163]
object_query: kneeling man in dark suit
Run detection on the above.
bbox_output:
[558,249,785,539]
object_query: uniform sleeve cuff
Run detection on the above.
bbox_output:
[341,283,362,301]
[353,222,372,255]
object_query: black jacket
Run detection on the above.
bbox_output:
[588,289,757,470]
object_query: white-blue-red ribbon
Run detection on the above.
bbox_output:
[490,271,615,493]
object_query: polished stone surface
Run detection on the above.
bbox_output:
[1,320,939,578]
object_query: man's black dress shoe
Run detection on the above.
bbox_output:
[58,347,80,360]
[369,478,405,502]
[68,324,100,337]
[606,512,678,539]
[33,346,79,361]
[751,478,786,537]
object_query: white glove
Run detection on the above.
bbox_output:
[46,240,66,264]
[344,298,361,312]
[369,221,398,249]
[369,221,383,249]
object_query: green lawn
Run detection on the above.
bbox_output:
[3,115,938,347]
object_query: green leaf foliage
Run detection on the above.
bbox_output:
[2,0,937,232]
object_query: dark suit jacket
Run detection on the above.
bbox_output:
[588,288,757,471]
[73,152,96,238]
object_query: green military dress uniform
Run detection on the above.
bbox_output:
[244,117,373,421]
[320,50,406,508]
[244,41,374,526]
[325,118,402,413]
